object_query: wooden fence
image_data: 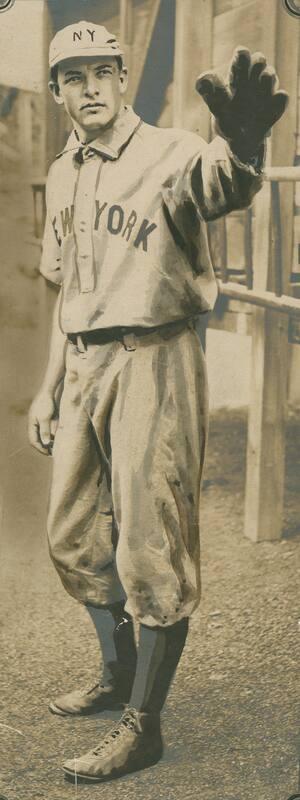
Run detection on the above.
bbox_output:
[207,166,300,542]
[215,167,300,318]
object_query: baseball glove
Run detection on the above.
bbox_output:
[195,47,289,162]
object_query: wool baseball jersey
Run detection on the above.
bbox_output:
[40,105,263,333]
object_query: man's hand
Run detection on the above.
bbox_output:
[28,391,58,456]
[196,47,289,162]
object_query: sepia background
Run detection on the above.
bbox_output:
[0,1,299,799]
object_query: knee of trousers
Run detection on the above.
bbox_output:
[46,492,115,576]
[46,510,126,607]
[46,505,73,573]
[46,510,105,578]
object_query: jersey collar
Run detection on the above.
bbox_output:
[56,105,142,162]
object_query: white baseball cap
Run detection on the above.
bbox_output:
[49,21,124,69]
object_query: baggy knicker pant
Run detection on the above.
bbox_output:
[47,326,208,627]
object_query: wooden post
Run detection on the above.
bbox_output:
[125,0,162,105]
[244,209,253,290]
[271,182,283,297]
[245,305,289,542]
[31,1,56,351]
[244,1,299,542]
[245,179,286,542]
[17,92,33,169]
[173,0,213,136]
[120,0,134,88]
[40,0,69,170]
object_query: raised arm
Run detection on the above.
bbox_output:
[190,47,288,221]
[196,47,288,165]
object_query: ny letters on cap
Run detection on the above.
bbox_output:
[49,21,124,68]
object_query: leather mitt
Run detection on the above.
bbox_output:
[196,47,289,162]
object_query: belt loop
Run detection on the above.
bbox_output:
[76,334,87,354]
[122,333,136,352]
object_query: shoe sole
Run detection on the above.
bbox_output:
[49,702,70,717]
[49,701,125,717]
[63,752,163,783]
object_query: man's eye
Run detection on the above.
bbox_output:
[65,76,81,83]
[96,70,112,78]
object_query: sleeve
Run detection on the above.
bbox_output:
[39,175,63,286]
[168,134,264,224]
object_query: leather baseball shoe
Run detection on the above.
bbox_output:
[49,682,126,716]
[63,707,163,782]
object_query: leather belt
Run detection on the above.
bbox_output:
[67,318,194,351]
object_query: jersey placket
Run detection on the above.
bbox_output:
[73,152,102,294]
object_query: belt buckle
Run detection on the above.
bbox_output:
[122,333,136,352]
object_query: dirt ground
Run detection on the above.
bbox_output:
[0,175,299,800]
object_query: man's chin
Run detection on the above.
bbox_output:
[80,111,113,131]
[71,106,122,140]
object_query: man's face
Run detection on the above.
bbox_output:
[51,56,127,138]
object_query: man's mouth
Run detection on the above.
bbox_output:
[81,102,105,111]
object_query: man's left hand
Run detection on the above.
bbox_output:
[195,47,289,162]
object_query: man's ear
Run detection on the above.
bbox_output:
[48,81,64,105]
[119,67,128,96]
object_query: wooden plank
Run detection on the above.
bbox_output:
[126,0,162,104]
[252,181,272,292]
[38,1,49,174]
[120,0,134,88]
[173,0,213,136]
[41,1,57,170]
[120,0,134,43]
[244,208,253,289]
[226,210,247,274]
[271,182,283,297]
[214,0,249,15]
[244,0,299,542]
[272,4,300,294]
[213,0,261,72]
[265,166,300,181]
[219,218,228,282]
[17,92,33,169]
[218,282,300,316]
[245,308,288,541]
[32,184,47,239]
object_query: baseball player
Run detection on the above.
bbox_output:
[28,21,287,784]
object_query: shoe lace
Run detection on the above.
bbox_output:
[79,682,113,697]
[78,682,99,697]
[92,708,141,755]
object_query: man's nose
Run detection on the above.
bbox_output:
[83,74,100,96]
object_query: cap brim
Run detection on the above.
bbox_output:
[49,45,124,68]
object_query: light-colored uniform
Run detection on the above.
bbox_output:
[41,105,262,627]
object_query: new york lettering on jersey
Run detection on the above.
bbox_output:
[57,202,157,252]
[41,106,263,331]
